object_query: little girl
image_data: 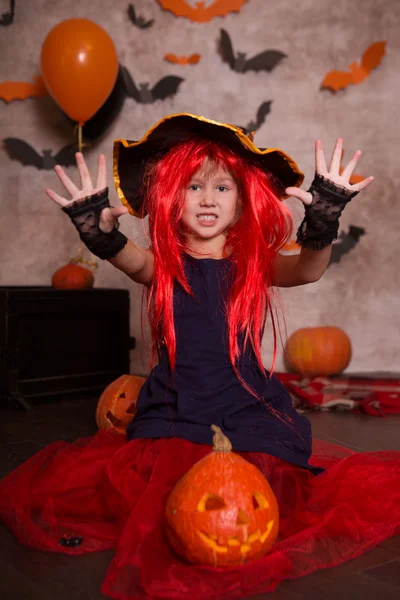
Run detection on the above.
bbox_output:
[0,114,398,600]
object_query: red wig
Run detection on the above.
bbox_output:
[143,138,293,395]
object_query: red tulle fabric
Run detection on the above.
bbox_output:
[0,430,399,599]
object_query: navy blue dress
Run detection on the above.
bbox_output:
[127,254,318,473]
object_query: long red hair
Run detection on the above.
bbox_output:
[142,138,293,394]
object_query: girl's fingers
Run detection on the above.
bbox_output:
[341,149,362,180]
[99,207,117,233]
[54,164,79,197]
[328,138,343,175]
[348,175,375,193]
[45,187,70,207]
[285,187,313,205]
[99,208,117,233]
[76,152,93,191]
[95,154,107,190]
[315,139,327,174]
[112,206,129,218]
[99,206,129,233]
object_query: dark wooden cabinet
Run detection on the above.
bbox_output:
[0,287,131,408]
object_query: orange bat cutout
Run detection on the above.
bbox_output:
[281,239,300,252]
[157,0,249,22]
[339,168,364,185]
[321,41,386,92]
[0,76,48,103]
[164,53,201,65]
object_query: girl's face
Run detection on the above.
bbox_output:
[181,160,239,252]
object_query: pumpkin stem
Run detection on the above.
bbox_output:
[70,248,98,272]
[211,425,232,453]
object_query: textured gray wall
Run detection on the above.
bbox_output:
[0,0,399,375]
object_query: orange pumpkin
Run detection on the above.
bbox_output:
[285,326,352,377]
[164,425,279,567]
[95,374,146,434]
[51,263,94,290]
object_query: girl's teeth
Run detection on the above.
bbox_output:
[198,215,216,220]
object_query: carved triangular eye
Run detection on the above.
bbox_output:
[197,493,226,512]
[253,492,269,510]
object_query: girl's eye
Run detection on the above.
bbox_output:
[218,186,228,192]
[189,184,200,191]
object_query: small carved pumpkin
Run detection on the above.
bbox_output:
[285,326,352,377]
[95,374,146,434]
[164,425,279,567]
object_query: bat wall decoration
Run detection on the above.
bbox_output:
[218,29,287,73]
[127,3,154,29]
[0,0,15,26]
[328,225,366,266]
[157,0,249,23]
[0,76,48,103]
[321,41,386,92]
[245,101,272,133]
[339,168,365,185]
[3,139,78,169]
[281,225,366,265]
[281,239,300,252]
[164,53,201,65]
[120,66,184,103]
[66,66,183,137]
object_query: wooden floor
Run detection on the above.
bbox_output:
[0,396,399,600]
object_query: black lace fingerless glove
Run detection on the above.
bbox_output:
[296,173,359,250]
[62,188,128,260]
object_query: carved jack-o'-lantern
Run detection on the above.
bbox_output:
[95,374,146,434]
[164,425,279,567]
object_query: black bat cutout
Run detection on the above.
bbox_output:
[127,3,154,29]
[0,0,15,25]
[328,225,366,267]
[3,138,77,169]
[121,67,184,103]
[245,101,272,133]
[218,29,287,73]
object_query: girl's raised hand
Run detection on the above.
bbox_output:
[285,138,375,206]
[45,152,128,232]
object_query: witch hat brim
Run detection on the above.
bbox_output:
[113,113,304,217]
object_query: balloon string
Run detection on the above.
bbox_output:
[78,124,83,153]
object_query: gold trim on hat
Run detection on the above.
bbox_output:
[113,139,137,215]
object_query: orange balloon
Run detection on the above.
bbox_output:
[40,19,118,125]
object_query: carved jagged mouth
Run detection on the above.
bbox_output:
[198,520,275,555]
